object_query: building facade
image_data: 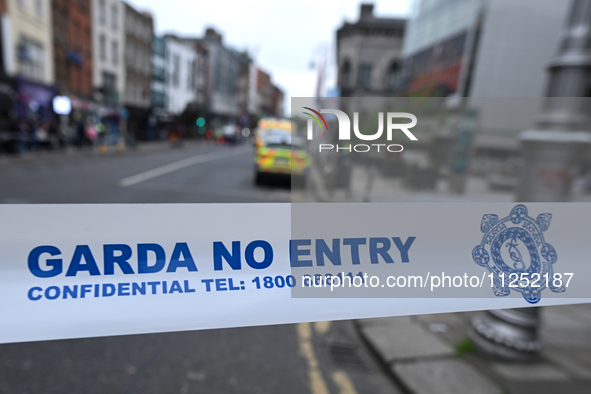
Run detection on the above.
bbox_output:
[236,52,251,119]
[123,1,152,139]
[402,0,570,102]
[271,84,284,118]
[2,0,56,121]
[164,35,196,115]
[0,0,17,123]
[0,0,7,77]
[52,0,93,99]
[402,0,485,97]
[401,0,572,176]
[255,67,272,117]
[193,41,208,108]
[174,29,269,128]
[91,0,124,106]
[200,28,241,128]
[172,36,210,113]
[336,4,406,98]
[151,34,166,110]
[3,0,54,84]
[123,2,151,109]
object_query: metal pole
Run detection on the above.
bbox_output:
[469,0,591,360]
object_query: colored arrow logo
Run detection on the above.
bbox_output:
[302,107,328,131]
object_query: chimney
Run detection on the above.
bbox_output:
[205,28,222,44]
[360,3,374,20]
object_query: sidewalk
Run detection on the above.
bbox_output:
[308,160,515,203]
[307,161,591,393]
[358,305,591,394]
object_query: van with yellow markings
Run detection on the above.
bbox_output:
[254,128,310,186]
[254,118,294,148]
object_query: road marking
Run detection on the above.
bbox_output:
[119,148,247,187]
[314,321,331,335]
[332,371,358,394]
[297,323,330,394]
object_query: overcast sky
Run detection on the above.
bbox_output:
[126,0,411,114]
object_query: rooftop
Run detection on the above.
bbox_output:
[337,3,405,39]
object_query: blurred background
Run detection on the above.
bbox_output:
[1,0,591,393]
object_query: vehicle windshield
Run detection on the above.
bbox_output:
[259,128,291,141]
[261,130,305,150]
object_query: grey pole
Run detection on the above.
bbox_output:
[468,0,591,360]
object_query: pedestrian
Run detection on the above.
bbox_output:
[36,122,49,150]
[76,122,86,149]
[48,120,60,150]
[28,120,38,152]
[86,121,97,148]
[19,121,30,154]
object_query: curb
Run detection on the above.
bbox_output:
[355,316,504,394]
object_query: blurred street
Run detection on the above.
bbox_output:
[0,0,591,392]
[0,143,402,394]
[0,142,290,204]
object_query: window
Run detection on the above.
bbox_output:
[172,54,180,87]
[83,31,89,54]
[340,59,351,88]
[78,0,87,12]
[153,37,165,58]
[98,0,106,24]
[99,35,106,60]
[137,49,143,73]
[152,91,166,108]
[18,38,45,81]
[101,72,118,104]
[132,46,139,72]
[198,58,205,77]
[125,43,132,66]
[358,63,372,88]
[72,22,79,49]
[141,50,147,74]
[125,79,134,103]
[152,65,165,82]
[134,20,141,39]
[145,51,151,75]
[35,0,43,17]
[112,40,118,65]
[111,4,118,30]
[388,62,400,90]
[73,65,81,93]
[187,60,194,90]
[140,49,145,74]
[103,73,115,89]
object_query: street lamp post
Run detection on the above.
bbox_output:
[468,0,591,359]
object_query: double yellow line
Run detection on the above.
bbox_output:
[296,322,358,394]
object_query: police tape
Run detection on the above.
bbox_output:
[0,203,589,344]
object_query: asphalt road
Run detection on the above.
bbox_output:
[0,142,401,394]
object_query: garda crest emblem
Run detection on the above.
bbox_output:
[472,204,565,304]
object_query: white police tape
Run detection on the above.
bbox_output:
[0,203,589,344]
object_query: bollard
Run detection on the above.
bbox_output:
[469,307,541,360]
[469,0,591,359]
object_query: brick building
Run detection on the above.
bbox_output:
[52,0,93,98]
